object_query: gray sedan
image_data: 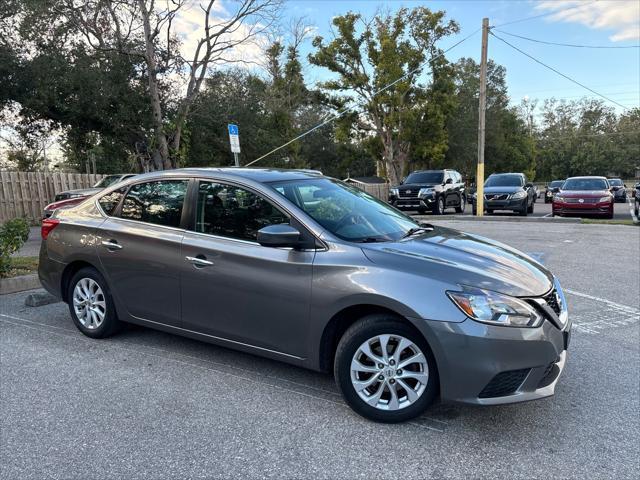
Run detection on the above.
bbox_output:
[38,168,571,423]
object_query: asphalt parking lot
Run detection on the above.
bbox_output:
[1,221,639,479]
[408,195,635,221]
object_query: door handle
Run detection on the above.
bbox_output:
[185,255,214,267]
[101,240,123,250]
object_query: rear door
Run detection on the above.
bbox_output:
[180,179,314,357]
[96,179,189,327]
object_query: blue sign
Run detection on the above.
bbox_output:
[228,124,239,136]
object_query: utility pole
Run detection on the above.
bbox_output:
[476,17,489,216]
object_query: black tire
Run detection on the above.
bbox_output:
[67,267,121,338]
[417,207,427,215]
[486,209,493,215]
[433,196,445,215]
[472,206,477,216]
[527,200,534,214]
[544,198,550,204]
[334,314,438,423]
[455,195,465,213]
[635,201,639,217]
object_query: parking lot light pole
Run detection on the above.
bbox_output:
[476,17,489,217]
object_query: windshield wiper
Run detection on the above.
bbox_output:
[402,224,434,239]
[357,237,388,243]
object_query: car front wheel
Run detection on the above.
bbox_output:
[68,267,121,338]
[455,195,466,213]
[334,315,438,423]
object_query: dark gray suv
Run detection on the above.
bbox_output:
[39,168,571,423]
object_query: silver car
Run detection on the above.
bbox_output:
[38,168,571,423]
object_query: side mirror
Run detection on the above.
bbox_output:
[552,187,560,193]
[525,182,534,189]
[445,178,453,184]
[257,224,301,248]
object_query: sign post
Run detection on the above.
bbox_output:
[228,124,241,167]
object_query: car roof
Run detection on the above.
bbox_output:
[126,167,324,183]
[565,176,607,180]
[488,172,524,176]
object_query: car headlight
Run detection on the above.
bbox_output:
[511,191,527,199]
[599,196,612,203]
[389,188,399,197]
[554,195,565,202]
[447,288,543,327]
[546,191,552,197]
[418,188,434,197]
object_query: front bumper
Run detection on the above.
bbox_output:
[413,284,571,406]
[553,201,612,216]
[391,195,435,210]
[473,197,527,211]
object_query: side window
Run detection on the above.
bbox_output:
[98,187,127,216]
[120,180,188,228]
[194,181,289,241]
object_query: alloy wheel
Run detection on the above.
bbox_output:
[350,334,429,411]
[72,278,106,329]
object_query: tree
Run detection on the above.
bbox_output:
[46,0,282,170]
[309,7,459,185]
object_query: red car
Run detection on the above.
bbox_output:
[552,176,614,219]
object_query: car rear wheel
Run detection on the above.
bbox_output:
[334,315,438,423]
[68,267,121,338]
[527,201,534,214]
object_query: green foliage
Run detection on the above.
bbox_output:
[0,218,30,277]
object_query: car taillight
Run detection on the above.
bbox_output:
[41,218,60,240]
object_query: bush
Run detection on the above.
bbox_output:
[0,218,30,277]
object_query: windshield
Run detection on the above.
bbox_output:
[94,175,122,188]
[608,179,622,186]
[562,178,609,191]
[485,175,523,187]
[269,178,418,242]
[403,172,443,185]
[549,181,564,188]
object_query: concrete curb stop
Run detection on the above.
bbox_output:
[24,291,60,307]
[0,274,41,295]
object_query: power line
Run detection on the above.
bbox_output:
[246,28,481,167]
[490,31,629,110]
[493,29,640,49]
[492,0,599,28]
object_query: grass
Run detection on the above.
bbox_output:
[1,256,39,279]
[581,218,639,226]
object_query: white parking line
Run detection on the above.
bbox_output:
[564,289,639,315]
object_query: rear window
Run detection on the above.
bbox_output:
[608,179,622,186]
[120,180,188,228]
[98,187,127,216]
[549,181,564,188]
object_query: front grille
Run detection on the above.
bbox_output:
[565,197,598,204]
[478,368,530,398]
[399,190,419,199]
[543,288,561,316]
[484,194,509,201]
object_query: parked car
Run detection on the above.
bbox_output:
[389,169,466,215]
[545,180,565,203]
[46,173,137,218]
[634,182,640,218]
[607,178,627,203]
[39,168,571,423]
[43,196,87,219]
[533,185,541,200]
[54,173,136,201]
[552,176,614,219]
[472,173,536,216]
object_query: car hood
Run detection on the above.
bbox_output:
[361,226,553,297]
[559,190,608,197]
[483,186,524,194]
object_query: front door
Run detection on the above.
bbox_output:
[180,180,314,358]
[97,179,189,327]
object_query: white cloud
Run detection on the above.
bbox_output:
[536,0,640,42]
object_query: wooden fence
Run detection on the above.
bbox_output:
[346,182,390,201]
[0,171,105,223]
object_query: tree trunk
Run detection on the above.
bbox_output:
[139,0,172,170]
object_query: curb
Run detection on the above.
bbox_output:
[0,274,41,295]
[413,215,582,223]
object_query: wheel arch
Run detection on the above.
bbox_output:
[60,260,101,303]
[317,304,434,374]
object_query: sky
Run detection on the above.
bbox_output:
[281,0,640,113]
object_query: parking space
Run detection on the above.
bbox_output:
[1,221,639,479]
[404,196,634,221]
